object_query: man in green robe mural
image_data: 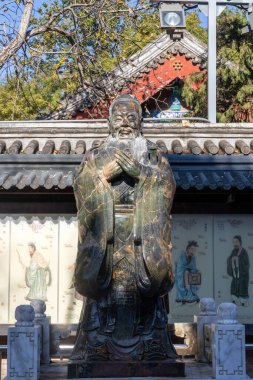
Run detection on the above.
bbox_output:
[227,235,250,307]
[25,242,51,301]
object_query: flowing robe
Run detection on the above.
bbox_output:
[25,251,50,301]
[175,251,199,303]
[72,135,176,360]
[227,248,250,298]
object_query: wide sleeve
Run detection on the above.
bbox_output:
[240,249,250,275]
[227,252,233,277]
[136,151,176,297]
[73,153,113,299]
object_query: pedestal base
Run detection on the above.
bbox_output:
[68,359,185,378]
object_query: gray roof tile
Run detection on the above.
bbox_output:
[1,168,253,190]
[0,154,253,191]
[0,138,252,156]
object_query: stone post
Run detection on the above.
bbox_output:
[0,350,2,380]
[212,303,247,379]
[194,297,216,362]
[31,300,51,365]
[7,305,40,380]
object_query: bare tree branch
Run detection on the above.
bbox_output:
[0,0,34,69]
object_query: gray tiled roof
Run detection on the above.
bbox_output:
[0,138,252,155]
[174,170,253,190]
[0,170,74,190]
[1,121,253,191]
[1,155,253,191]
[171,155,253,190]
[0,155,78,190]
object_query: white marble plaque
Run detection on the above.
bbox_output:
[169,215,213,322]
[8,326,40,380]
[214,215,253,323]
[58,218,83,323]
[9,217,59,323]
[0,217,10,323]
[212,323,246,378]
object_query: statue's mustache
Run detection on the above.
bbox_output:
[118,126,133,133]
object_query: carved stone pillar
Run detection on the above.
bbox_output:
[212,303,247,379]
[31,300,51,365]
[194,297,216,363]
[7,305,40,380]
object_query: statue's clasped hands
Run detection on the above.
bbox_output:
[115,150,141,179]
[103,160,122,181]
[103,150,141,181]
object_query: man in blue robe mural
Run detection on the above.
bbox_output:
[227,235,250,307]
[175,241,201,304]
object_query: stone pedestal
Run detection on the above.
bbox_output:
[212,303,247,379]
[68,359,185,378]
[7,305,40,380]
[31,300,51,365]
[194,297,216,363]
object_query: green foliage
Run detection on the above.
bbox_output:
[182,8,253,122]
[0,71,77,120]
[186,11,207,44]
[0,4,253,122]
[0,0,162,119]
[120,11,160,58]
[181,72,207,118]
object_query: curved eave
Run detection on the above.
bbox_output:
[0,154,253,191]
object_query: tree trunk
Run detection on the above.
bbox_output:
[0,0,34,69]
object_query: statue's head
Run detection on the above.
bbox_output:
[109,94,142,139]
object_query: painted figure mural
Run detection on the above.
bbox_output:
[175,241,201,304]
[18,242,51,301]
[69,94,180,376]
[227,235,250,307]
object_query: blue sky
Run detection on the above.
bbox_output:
[4,1,241,32]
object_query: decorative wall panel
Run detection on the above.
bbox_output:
[0,218,10,323]
[1,214,252,323]
[58,218,83,323]
[169,215,213,323]
[9,217,59,323]
[214,215,253,324]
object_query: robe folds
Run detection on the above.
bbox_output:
[73,136,176,300]
[25,251,50,301]
[227,247,250,298]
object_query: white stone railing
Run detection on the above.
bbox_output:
[7,305,40,380]
[195,298,248,379]
[194,297,217,363]
[5,298,249,380]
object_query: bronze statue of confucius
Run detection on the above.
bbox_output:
[68,94,184,378]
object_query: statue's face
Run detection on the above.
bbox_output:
[110,101,141,139]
